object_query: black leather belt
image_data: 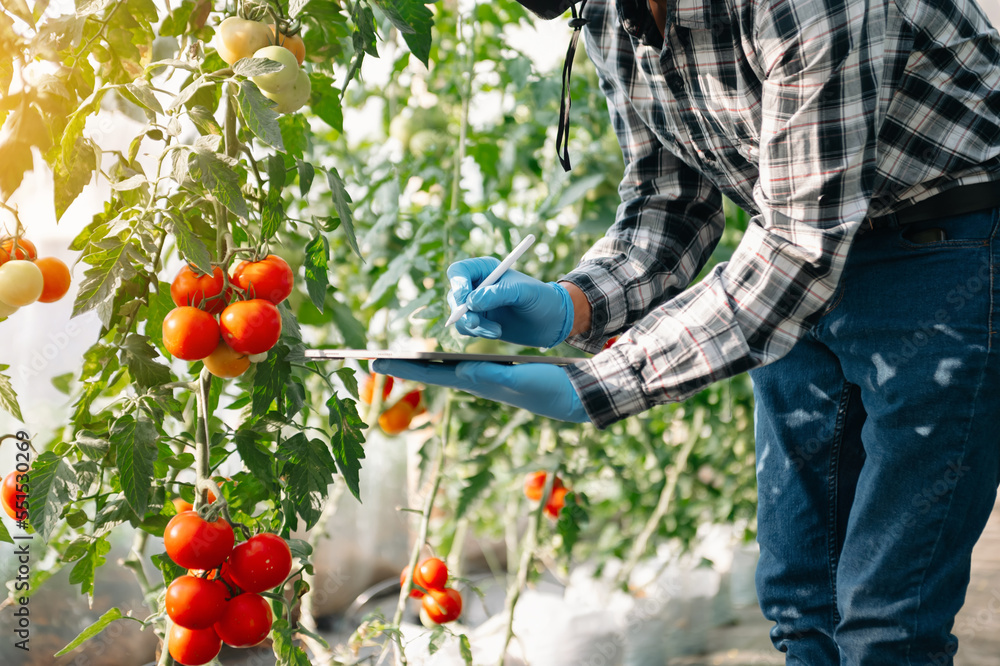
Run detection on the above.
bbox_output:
[869,181,1000,228]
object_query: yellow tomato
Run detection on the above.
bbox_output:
[215,17,272,66]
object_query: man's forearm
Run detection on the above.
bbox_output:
[559,282,592,337]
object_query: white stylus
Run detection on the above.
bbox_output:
[445,234,536,328]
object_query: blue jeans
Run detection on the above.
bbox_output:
[749,207,1000,665]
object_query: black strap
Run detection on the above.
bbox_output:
[556,1,588,172]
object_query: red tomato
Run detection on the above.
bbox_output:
[400,389,422,410]
[166,575,228,629]
[163,511,235,570]
[602,336,619,350]
[214,593,274,648]
[360,372,394,404]
[232,254,293,305]
[414,558,448,592]
[378,400,415,435]
[422,587,463,624]
[163,307,221,361]
[1,472,27,520]
[219,299,282,355]
[400,565,425,598]
[171,265,229,315]
[168,624,222,666]
[35,257,72,303]
[544,486,569,519]
[228,533,293,593]
[523,471,563,502]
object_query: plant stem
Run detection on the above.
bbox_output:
[388,395,453,665]
[615,406,704,588]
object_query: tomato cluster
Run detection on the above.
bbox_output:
[215,17,311,114]
[370,375,425,436]
[163,511,294,666]
[163,256,292,376]
[400,557,463,624]
[0,236,72,320]
[523,471,569,519]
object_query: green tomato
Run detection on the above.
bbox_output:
[250,45,300,94]
[262,69,311,114]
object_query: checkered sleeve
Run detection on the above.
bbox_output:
[566,0,882,428]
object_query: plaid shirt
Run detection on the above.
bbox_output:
[561,0,1000,428]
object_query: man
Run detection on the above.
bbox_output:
[374,0,1000,663]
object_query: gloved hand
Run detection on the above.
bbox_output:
[371,359,590,423]
[448,257,574,349]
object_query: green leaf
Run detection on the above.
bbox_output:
[187,150,249,219]
[335,367,359,400]
[297,160,314,197]
[456,468,493,519]
[237,79,284,151]
[233,57,284,77]
[371,0,434,66]
[556,492,588,557]
[251,348,291,417]
[234,427,275,485]
[74,431,110,461]
[459,634,473,665]
[267,153,286,190]
[328,300,367,349]
[73,240,141,327]
[54,608,131,657]
[151,552,186,584]
[303,233,330,312]
[279,433,336,529]
[29,451,79,541]
[308,73,343,132]
[271,618,312,666]
[54,138,97,221]
[122,80,164,115]
[325,168,362,260]
[0,518,11,545]
[112,414,158,518]
[122,334,172,388]
[0,366,23,422]
[261,189,284,240]
[326,394,366,501]
[68,536,110,600]
[169,211,213,273]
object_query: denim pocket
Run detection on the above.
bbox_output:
[895,208,999,250]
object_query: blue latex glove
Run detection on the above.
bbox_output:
[447,257,574,349]
[372,359,590,423]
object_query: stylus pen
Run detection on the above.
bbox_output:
[445,234,536,328]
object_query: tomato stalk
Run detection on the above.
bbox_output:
[495,422,561,666]
[388,395,454,664]
[615,405,704,588]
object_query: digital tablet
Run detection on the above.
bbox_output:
[303,349,583,365]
